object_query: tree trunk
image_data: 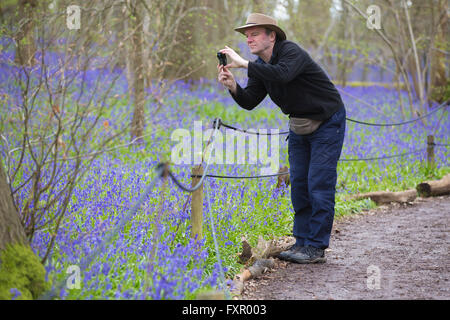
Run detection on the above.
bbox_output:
[430,0,448,103]
[337,0,349,86]
[0,160,48,299]
[130,1,146,142]
[403,0,425,111]
[0,162,27,250]
[14,0,37,67]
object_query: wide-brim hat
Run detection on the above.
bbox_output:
[234,13,286,41]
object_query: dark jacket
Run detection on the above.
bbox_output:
[230,40,344,121]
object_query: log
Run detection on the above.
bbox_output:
[416,173,450,197]
[231,236,291,298]
[350,189,417,205]
[231,259,275,297]
[248,259,276,278]
[238,236,291,265]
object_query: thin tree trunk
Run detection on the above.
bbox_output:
[123,10,134,99]
[130,2,146,142]
[14,0,37,67]
[143,12,152,88]
[395,65,407,119]
[403,0,425,111]
[338,0,349,87]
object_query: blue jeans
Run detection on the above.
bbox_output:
[288,107,346,249]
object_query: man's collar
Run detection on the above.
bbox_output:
[256,56,265,64]
[270,40,282,62]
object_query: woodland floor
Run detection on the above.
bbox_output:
[241,195,450,300]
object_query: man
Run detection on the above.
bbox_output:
[217,13,346,264]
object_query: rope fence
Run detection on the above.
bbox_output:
[40,98,449,299]
[345,101,448,126]
[218,100,449,135]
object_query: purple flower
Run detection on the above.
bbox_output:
[101,262,111,276]
[10,288,21,300]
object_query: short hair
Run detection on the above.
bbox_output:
[264,28,277,41]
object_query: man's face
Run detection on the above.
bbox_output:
[244,26,275,56]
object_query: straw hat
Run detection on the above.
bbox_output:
[234,13,286,41]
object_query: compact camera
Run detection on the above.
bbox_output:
[217,52,227,66]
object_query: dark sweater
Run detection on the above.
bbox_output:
[230,40,344,121]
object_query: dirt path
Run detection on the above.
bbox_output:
[241,196,450,300]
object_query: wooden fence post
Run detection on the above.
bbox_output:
[427,135,435,167]
[191,165,203,239]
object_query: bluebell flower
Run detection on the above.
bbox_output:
[10,288,21,300]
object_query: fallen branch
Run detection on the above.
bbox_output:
[231,259,275,298]
[231,236,293,298]
[348,174,450,204]
[349,189,417,205]
[416,173,450,197]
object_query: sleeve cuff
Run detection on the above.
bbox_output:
[229,83,242,98]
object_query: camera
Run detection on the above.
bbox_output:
[217,52,227,66]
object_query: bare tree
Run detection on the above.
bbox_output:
[342,0,449,117]
[1,0,218,274]
[0,1,137,268]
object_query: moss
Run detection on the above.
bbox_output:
[0,243,50,300]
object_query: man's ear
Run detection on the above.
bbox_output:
[270,30,276,42]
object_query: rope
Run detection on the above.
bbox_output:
[219,119,289,135]
[191,148,430,180]
[339,148,426,162]
[192,172,289,179]
[218,100,449,134]
[430,143,450,147]
[346,101,449,126]
[166,118,231,296]
[167,118,220,193]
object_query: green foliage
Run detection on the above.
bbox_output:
[430,78,450,103]
[0,243,51,300]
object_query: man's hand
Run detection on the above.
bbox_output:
[219,46,249,69]
[217,64,237,94]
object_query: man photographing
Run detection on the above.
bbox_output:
[218,13,346,264]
